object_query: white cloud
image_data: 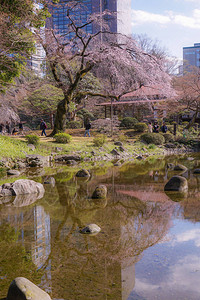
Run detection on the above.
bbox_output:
[175,228,200,247]
[184,0,200,2]
[132,10,170,26]
[170,255,200,293]
[134,255,200,298]
[132,9,200,29]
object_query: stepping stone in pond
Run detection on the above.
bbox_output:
[80,224,101,235]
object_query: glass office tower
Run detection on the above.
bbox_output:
[46,0,132,36]
[183,43,200,72]
[47,0,93,35]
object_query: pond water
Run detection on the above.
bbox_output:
[1,154,200,300]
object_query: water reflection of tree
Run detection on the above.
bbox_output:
[38,178,174,299]
[0,161,177,299]
[178,191,200,222]
[0,223,43,298]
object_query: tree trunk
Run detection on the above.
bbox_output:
[185,110,198,130]
[50,113,54,129]
[111,98,113,136]
[50,99,67,136]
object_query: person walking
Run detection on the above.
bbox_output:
[84,121,91,137]
[40,119,47,136]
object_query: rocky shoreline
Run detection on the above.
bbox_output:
[0,140,199,172]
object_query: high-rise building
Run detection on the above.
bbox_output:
[183,43,200,72]
[46,0,132,36]
[28,42,45,77]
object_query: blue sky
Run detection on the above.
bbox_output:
[131,0,200,59]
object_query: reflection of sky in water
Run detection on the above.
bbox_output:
[129,218,200,300]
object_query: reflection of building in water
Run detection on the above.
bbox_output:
[0,204,52,293]
[32,206,51,268]
[32,206,51,292]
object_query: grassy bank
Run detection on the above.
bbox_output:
[1,125,199,164]
[0,130,163,161]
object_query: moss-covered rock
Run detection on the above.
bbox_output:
[92,185,107,199]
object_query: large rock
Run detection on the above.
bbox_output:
[7,169,21,176]
[7,277,51,300]
[164,176,188,192]
[0,179,44,197]
[92,185,107,199]
[26,155,50,167]
[80,224,101,235]
[54,154,81,162]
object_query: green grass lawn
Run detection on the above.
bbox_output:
[0,132,114,160]
[0,129,166,161]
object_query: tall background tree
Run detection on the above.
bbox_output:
[0,0,49,92]
[34,1,173,135]
[173,67,200,128]
[134,33,180,76]
[24,84,64,128]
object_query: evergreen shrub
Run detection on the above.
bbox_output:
[77,108,95,122]
[120,117,138,129]
[25,135,40,146]
[54,133,72,143]
[93,134,107,147]
[140,133,165,145]
[66,121,82,129]
[134,122,147,132]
